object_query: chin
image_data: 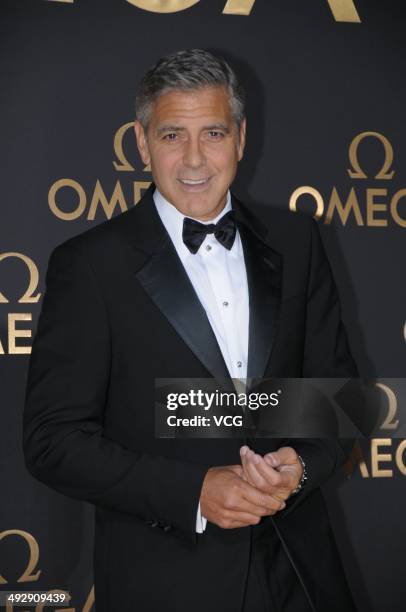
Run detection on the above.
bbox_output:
[187,202,215,219]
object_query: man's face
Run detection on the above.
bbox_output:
[134,85,246,221]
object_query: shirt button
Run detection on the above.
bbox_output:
[223,301,229,307]
[205,244,212,251]
[237,361,242,368]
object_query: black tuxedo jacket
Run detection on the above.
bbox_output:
[23,185,358,612]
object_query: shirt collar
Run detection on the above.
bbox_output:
[153,188,232,263]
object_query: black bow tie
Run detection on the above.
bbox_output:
[182,210,237,254]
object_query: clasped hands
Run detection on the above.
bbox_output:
[199,446,303,529]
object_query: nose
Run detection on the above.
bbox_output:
[183,136,205,169]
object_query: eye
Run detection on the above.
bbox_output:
[163,133,178,141]
[208,131,224,139]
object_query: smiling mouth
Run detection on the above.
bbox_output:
[178,177,211,186]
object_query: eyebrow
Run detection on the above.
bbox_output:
[205,124,231,133]
[156,126,184,136]
[156,123,231,136]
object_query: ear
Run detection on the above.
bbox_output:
[237,117,247,161]
[134,120,151,165]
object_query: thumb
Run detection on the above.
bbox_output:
[264,453,280,468]
[270,446,298,466]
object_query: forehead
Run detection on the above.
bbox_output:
[149,86,234,127]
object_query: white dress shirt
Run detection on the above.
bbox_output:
[153,188,249,533]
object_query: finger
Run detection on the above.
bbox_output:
[267,446,298,466]
[243,451,283,487]
[220,513,268,529]
[255,462,297,498]
[241,451,269,489]
[231,496,283,516]
[224,481,283,515]
[226,521,255,529]
[264,453,278,467]
[242,455,292,502]
[227,464,244,478]
[277,463,302,490]
[240,480,286,511]
[224,508,278,527]
[254,457,293,488]
[263,454,300,493]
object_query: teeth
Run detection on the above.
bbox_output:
[179,178,208,185]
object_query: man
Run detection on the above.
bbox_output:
[23,49,357,611]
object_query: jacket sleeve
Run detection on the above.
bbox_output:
[280,218,358,515]
[23,241,209,543]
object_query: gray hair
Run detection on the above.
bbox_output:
[135,49,246,131]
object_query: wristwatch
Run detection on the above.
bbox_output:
[291,454,307,495]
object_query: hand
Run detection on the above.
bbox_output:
[239,446,303,502]
[199,464,286,529]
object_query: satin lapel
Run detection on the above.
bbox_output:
[132,188,231,384]
[136,241,231,382]
[233,200,283,380]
